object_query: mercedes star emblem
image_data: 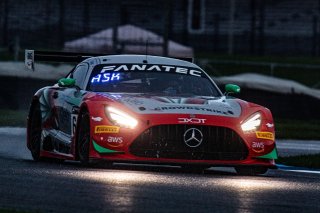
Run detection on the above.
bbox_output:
[183,128,203,148]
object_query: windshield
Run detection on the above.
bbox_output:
[87,64,221,97]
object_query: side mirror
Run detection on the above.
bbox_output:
[58,78,76,87]
[225,84,240,94]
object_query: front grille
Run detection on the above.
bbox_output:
[129,125,248,161]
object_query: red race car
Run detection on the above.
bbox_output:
[26,50,277,175]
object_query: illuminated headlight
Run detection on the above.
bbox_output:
[106,106,138,129]
[241,112,262,132]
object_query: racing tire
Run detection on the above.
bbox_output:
[235,167,268,176]
[29,102,42,161]
[77,112,91,166]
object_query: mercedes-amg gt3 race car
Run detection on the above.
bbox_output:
[25,50,277,175]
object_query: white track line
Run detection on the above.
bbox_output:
[283,169,320,175]
[277,164,320,175]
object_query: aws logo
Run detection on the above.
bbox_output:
[252,141,265,153]
[107,136,123,147]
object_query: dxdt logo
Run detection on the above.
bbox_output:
[178,118,206,124]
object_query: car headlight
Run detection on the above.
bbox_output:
[241,112,261,132]
[106,106,138,129]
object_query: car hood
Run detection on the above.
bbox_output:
[100,93,242,117]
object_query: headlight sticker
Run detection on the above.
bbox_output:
[266,123,274,128]
[256,131,274,140]
[91,116,103,122]
[95,125,120,134]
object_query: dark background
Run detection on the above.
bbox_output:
[2,0,320,55]
[0,0,320,120]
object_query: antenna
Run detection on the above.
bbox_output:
[143,40,148,63]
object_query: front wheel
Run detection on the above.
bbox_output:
[29,102,42,161]
[235,167,268,176]
[77,112,91,166]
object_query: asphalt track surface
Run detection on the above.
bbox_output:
[0,128,319,213]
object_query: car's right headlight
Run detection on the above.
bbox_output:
[241,112,262,132]
[105,106,138,129]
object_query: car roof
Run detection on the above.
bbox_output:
[82,54,200,68]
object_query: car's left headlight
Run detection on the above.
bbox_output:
[241,112,261,132]
[106,106,138,129]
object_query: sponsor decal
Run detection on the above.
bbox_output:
[266,123,274,128]
[183,128,203,147]
[93,64,203,77]
[252,142,265,153]
[178,118,206,124]
[71,114,78,136]
[91,116,103,122]
[107,136,123,147]
[256,131,274,140]
[111,94,122,99]
[154,106,232,115]
[121,97,145,106]
[95,125,120,134]
[91,73,121,83]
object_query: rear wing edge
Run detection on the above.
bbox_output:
[25,50,101,71]
[25,49,194,71]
